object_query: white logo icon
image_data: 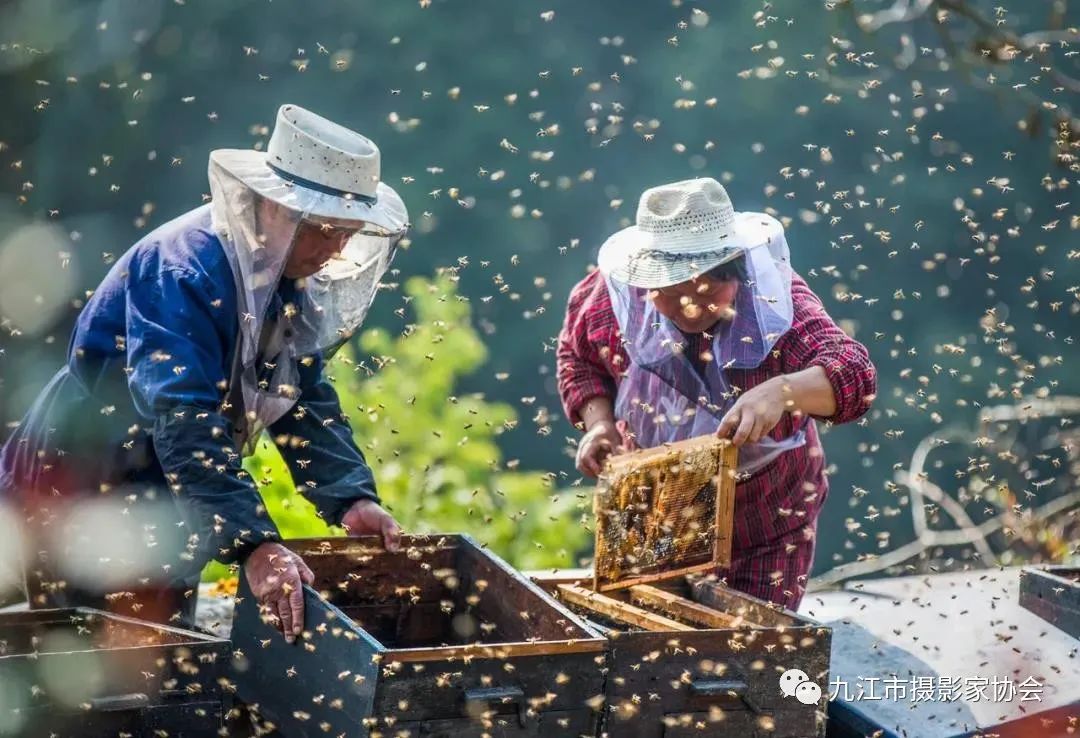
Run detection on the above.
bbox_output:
[779,668,820,705]
[795,681,822,705]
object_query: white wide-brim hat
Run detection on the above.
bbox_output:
[598,177,781,289]
[209,104,408,233]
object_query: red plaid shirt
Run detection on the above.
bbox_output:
[557,268,877,607]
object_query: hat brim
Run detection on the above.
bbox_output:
[209,149,409,233]
[596,211,782,288]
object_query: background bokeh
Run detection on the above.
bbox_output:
[1,0,1077,583]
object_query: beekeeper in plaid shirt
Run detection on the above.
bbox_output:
[557,178,877,610]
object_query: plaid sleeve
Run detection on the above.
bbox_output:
[777,273,877,425]
[556,270,618,429]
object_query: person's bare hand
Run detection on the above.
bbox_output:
[341,499,402,552]
[576,419,625,478]
[717,379,788,447]
[243,542,314,644]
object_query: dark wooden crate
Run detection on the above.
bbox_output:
[1018,566,1080,638]
[231,535,608,738]
[0,607,230,737]
[533,571,830,738]
[814,568,1080,738]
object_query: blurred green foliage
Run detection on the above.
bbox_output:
[203,272,588,582]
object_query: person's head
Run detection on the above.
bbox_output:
[211,104,409,282]
[647,257,745,333]
[256,198,365,279]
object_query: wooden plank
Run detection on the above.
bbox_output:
[285,534,458,558]
[595,561,716,594]
[527,568,594,587]
[628,585,754,629]
[372,650,605,725]
[285,535,458,604]
[556,584,695,632]
[231,578,382,738]
[457,535,601,643]
[386,638,605,663]
[690,578,800,628]
[600,628,829,738]
[1019,566,1080,638]
[714,442,737,569]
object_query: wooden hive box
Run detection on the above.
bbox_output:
[231,534,607,738]
[532,571,831,738]
[0,607,230,737]
[821,568,1080,738]
[528,435,829,737]
[1019,565,1080,638]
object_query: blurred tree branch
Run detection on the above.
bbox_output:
[841,0,1080,165]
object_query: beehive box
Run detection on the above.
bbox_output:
[820,568,1080,738]
[533,570,831,738]
[0,607,230,737]
[1019,565,1080,638]
[594,436,737,592]
[231,535,607,738]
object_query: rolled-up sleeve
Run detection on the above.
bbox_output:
[556,271,617,428]
[126,259,280,565]
[778,274,877,425]
[269,355,379,527]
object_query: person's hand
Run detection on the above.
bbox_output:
[717,379,788,447]
[341,499,402,552]
[576,419,625,478]
[243,542,314,644]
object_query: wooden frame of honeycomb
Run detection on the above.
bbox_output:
[593,435,737,592]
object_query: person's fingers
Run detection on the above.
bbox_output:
[298,557,315,586]
[277,591,295,642]
[287,580,305,637]
[586,443,605,477]
[743,413,763,444]
[717,409,740,438]
[756,414,778,443]
[577,439,596,477]
[581,455,597,478]
[732,412,756,447]
[269,600,288,641]
[340,508,358,535]
[381,515,402,553]
[748,420,765,444]
[575,443,588,475]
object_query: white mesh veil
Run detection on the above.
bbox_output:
[603,216,808,475]
[207,152,406,452]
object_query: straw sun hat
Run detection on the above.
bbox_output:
[597,177,781,289]
[209,104,408,232]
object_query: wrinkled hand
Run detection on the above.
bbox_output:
[244,542,314,644]
[717,379,788,447]
[576,419,626,478]
[341,499,402,552]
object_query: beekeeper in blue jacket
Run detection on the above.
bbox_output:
[1,104,407,642]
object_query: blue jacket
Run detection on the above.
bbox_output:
[0,205,378,579]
